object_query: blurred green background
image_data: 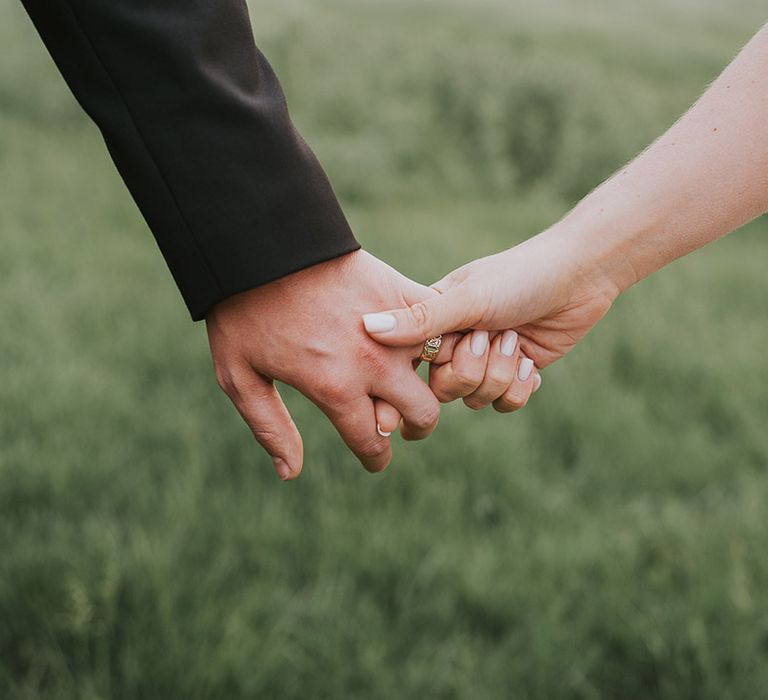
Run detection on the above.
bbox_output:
[2,0,768,697]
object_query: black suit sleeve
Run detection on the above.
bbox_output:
[20,0,360,320]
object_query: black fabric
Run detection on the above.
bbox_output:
[20,0,360,320]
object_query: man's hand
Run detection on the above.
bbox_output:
[205,251,442,480]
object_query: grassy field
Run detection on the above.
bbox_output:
[2,0,768,697]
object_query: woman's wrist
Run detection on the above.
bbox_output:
[546,180,667,300]
[527,214,625,312]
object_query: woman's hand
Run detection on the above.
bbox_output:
[367,23,768,419]
[366,25,768,415]
[362,226,620,410]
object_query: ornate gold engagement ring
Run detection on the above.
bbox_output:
[420,335,443,363]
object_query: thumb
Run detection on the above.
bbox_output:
[362,285,480,347]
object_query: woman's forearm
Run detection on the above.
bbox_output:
[557,24,768,294]
[365,23,768,378]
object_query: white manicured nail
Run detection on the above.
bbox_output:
[518,357,534,382]
[377,424,392,438]
[362,313,396,333]
[533,373,542,392]
[500,330,518,357]
[470,330,489,357]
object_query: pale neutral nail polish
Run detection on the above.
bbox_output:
[273,457,293,481]
[533,373,542,392]
[500,330,519,357]
[377,424,392,438]
[362,313,396,333]
[470,330,489,357]
[518,357,534,382]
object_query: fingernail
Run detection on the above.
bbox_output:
[500,330,519,357]
[273,457,293,481]
[377,424,392,438]
[470,330,489,357]
[362,313,396,333]
[518,357,534,382]
[533,373,542,392]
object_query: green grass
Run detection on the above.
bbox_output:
[2,0,768,697]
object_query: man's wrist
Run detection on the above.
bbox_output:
[206,248,362,322]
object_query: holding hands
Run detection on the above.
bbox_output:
[23,0,768,480]
[206,250,447,479]
[363,20,768,455]
[363,229,617,416]
[208,22,768,478]
[205,244,568,481]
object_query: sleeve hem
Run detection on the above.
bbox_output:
[190,241,362,321]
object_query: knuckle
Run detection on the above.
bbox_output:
[409,302,430,332]
[314,373,352,405]
[467,282,492,322]
[410,402,440,430]
[357,437,390,460]
[251,426,281,448]
[239,376,273,401]
[463,397,487,411]
[486,367,512,386]
[215,365,270,402]
[429,377,457,403]
[433,387,456,404]
[503,390,527,410]
[453,367,483,392]
[215,367,238,396]
[493,398,516,414]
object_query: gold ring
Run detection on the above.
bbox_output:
[420,335,443,363]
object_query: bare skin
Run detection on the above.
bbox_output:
[207,250,449,479]
[365,24,768,406]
